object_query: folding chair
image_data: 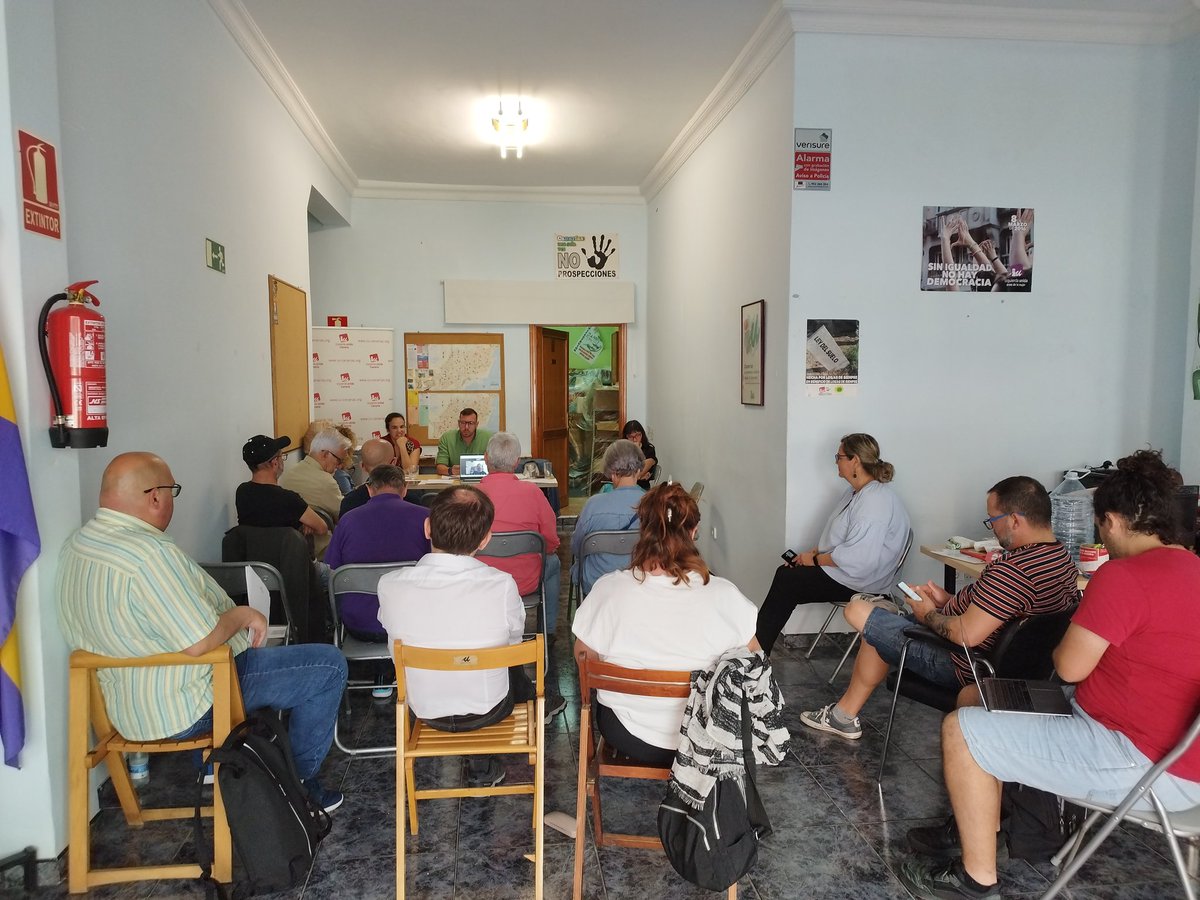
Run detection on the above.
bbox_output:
[67,647,244,893]
[476,530,548,668]
[572,646,736,900]
[808,527,914,683]
[1043,707,1200,900]
[395,636,545,899]
[201,561,293,645]
[566,528,638,621]
[328,561,417,756]
[876,606,1075,783]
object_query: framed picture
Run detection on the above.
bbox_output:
[740,300,765,406]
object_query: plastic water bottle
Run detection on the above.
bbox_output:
[1049,473,1094,566]
[127,751,150,786]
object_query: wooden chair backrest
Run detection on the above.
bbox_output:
[575,645,691,700]
[393,637,544,705]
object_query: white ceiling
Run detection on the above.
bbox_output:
[225,0,1200,197]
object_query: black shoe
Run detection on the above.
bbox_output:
[896,859,999,900]
[302,778,344,813]
[908,815,962,859]
[543,693,567,724]
[468,758,506,788]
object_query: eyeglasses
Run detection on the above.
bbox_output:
[982,512,1020,531]
[325,449,347,464]
[143,484,182,497]
[271,452,289,464]
[457,420,476,427]
[834,453,852,463]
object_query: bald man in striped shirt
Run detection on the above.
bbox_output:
[57,452,349,812]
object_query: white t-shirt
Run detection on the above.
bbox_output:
[377,553,525,720]
[571,568,758,750]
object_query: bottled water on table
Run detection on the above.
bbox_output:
[1049,473,1093,566]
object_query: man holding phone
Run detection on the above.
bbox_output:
[799,476,1079,740]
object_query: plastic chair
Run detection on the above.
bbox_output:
[572,646,736,900]
[201,561,293,645]
[807,527,914,683]
[67,647,245,893]
[1042,707,1200,899]
[688,482,705,500]
[476,531,548,668]
[395,636,545,899]
[328,561,418,756]
[876,606,1075,782]
[566,529,638,620]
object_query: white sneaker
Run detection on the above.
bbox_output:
[799,703,862,740]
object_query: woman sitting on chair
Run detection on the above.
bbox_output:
[755,432,911,655]
[572,482,759,764]
[621,419,658,490]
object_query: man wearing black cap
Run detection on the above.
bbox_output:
[236,434,329,538]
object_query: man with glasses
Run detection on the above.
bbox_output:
[236,433,330,539]
[57,452,349,812]
[435,407,493,477]
[799,475,1079,741]
[280,427,351,559]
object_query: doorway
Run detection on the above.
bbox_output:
[529,324,626,512]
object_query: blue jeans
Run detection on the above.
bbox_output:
[172,643,348,781]
[543,553,561,635]
[861,608,959,689]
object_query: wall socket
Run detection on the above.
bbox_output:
[711,526,718,541]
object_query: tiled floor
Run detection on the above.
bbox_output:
[16,604,1189,898]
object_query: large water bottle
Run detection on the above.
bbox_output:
[1050,473,1094,566]
[127,751,150,786]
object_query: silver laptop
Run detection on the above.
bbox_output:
[961,638,1073,717]
[458,454,488,482]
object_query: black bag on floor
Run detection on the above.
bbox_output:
[194,713,332,897]
[657,699,772,891]
[1001,782,1083,862]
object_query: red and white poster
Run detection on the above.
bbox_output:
[794,128,831,191]
[18,130,61,239]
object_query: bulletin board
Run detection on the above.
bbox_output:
[403,333,506,446]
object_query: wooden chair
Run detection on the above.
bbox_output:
[572,646,736,900]
[395,635,545,899]
[67,647,245,894]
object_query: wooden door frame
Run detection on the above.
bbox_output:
[529,322,627,455]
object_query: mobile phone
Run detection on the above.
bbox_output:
[781,549,797,564]
[897,581,923,605]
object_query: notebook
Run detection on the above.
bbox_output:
[458,454,488,482]
[960,637,1072,717]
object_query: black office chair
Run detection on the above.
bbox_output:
[476,531,548,669]
[222,525,325,644]
[877,606,1076,782]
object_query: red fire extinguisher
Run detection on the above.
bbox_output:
[38,280,108,449]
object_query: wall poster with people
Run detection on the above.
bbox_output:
[805,319,858,397]
[920,206,1034,292]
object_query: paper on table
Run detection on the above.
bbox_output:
[245,565,272,644]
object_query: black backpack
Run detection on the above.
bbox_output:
[657,699,772,892]
[194,714,332,897]
[1001,782,1083,862]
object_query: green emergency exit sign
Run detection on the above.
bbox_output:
[205,238,226,273]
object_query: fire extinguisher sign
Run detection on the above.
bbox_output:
[18,130,61,239]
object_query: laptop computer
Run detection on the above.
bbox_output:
[458,454,488,482]
[960,637,1073,717]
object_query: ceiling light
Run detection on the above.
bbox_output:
[475,95,546,160]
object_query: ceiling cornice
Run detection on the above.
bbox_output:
[641,4,795,200]
[355,181,645,206]
[781,0,1200,46]
[208,0,358,196]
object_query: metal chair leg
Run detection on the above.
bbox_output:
[877,642,910,784]
[828,633,861,684]
[806,605,840,658]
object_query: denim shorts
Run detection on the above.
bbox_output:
[861,608,959,689]
[958,697,1200,813]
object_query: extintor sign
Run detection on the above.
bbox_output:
[18,130,61,238]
